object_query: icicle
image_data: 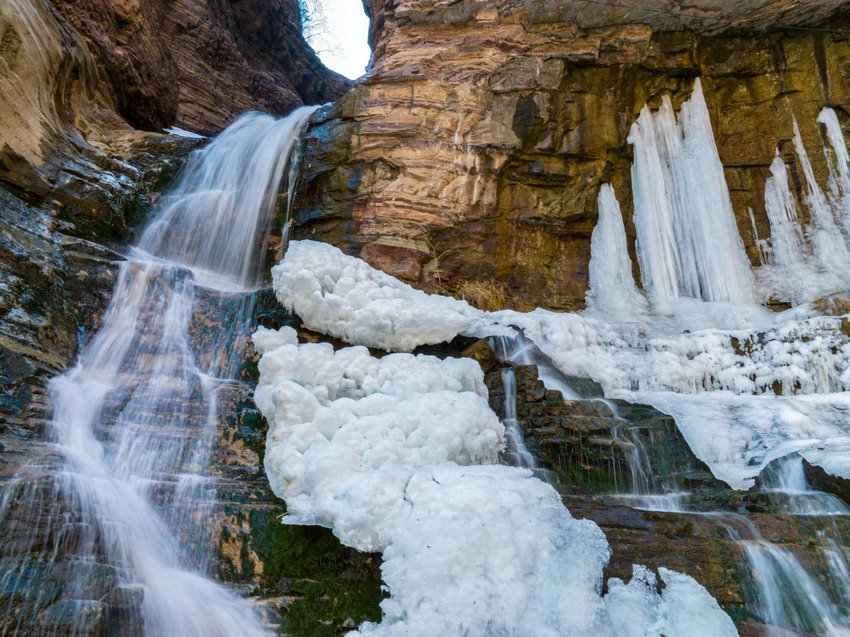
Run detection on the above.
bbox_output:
[792,117,850,269]
[818,107,850,236]
[629,79,755,307]
[764,150,808,267]
[747,207,770,266]
[586,183,648,316]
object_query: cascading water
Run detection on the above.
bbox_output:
[0,107,316,635]
[498,368,536,469]
[719,512,850,637]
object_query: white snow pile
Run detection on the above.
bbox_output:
[271,239,501,351]
[253,325,737,636]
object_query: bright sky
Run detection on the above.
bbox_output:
[303,0,372,80]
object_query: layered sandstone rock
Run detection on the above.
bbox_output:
[0,0,347,243]
[294,0,850,310]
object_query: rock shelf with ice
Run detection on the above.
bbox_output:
[277,239,850,488]
[253,326,736,636]
[272,239,501,350]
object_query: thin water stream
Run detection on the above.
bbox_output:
[0,107,316,635]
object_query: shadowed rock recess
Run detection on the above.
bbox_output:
[292,0,850,311]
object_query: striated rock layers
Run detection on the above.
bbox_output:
[293,0,850,311]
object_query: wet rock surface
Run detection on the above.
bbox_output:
[0,283,384,635]
[203,290,384,635]
[483,357,850,633]
[293,0,850,310]
[485,363,724,495]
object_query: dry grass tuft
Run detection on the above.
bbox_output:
[456,279,506,311]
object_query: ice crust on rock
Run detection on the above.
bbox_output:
[253,325,736,636]
[276,240,850,490]
[271,240,500,351]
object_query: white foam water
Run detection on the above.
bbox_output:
[0,107,316,635]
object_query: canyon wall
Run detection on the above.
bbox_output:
[294,0,850,311]
[0,0,348,430]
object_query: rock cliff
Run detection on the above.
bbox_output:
[293,0,850,310]
[0,0,348,432]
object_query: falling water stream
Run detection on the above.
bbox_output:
[0,107,316,635]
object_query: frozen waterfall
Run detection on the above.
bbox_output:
[628,78,755,308]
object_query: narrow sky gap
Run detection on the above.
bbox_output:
[302,0,371,79]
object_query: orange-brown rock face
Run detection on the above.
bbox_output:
[52,0,350,135]
[293,0,850,311]
[0,0,348,246]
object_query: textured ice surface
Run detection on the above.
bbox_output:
[586,184,648,316]
[277,240,850,490]
[253,326,736,636]
[271,240,500,350]
[628,78,754,307]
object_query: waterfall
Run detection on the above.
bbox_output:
[0,107,316,635]
[629,79,755,307]
[718,511,850,636]
[499,368,536,469]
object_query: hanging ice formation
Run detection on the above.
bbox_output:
[585,183,648,316]
[0,107,316,635]
[628,78,755,308]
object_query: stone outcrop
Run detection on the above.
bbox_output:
[0,0,347,254]
[293,0,850,310]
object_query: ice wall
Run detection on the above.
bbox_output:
[628,79,754,307]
